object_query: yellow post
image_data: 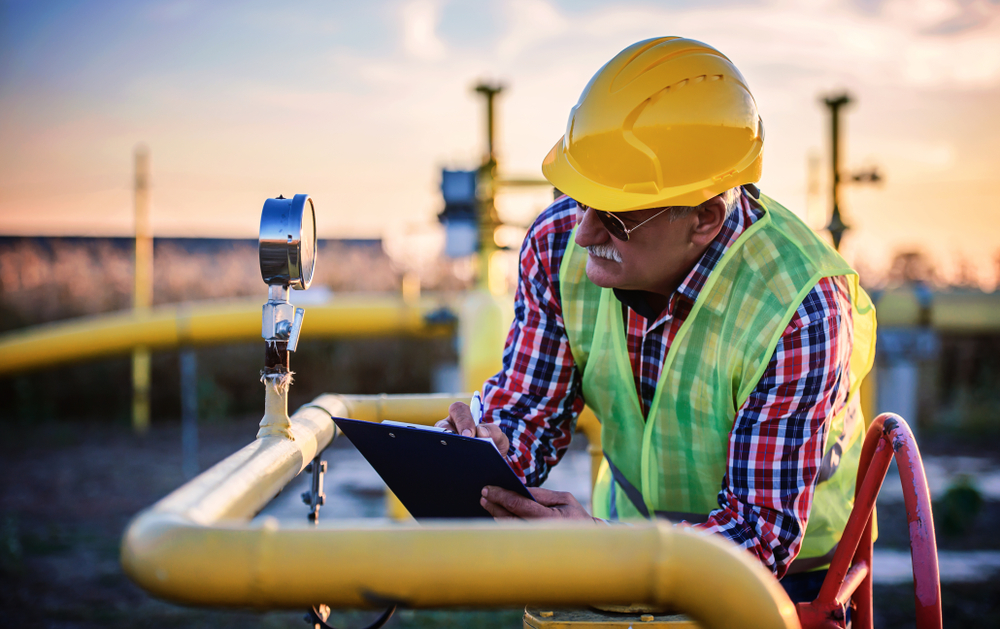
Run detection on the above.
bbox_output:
[385,489,412,521]
[458,289,512,392]
[473,82,504,295]
[401,271,421,305]
[256,373,294,440]
[476,158,500,293]
[575,407,603,492]
[131,348,151,432]
[132,145,153,433]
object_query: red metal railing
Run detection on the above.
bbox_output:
[796,413,942,629]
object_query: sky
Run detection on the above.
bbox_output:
[1,0,999,285]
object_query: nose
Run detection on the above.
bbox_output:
[574,205,611,248]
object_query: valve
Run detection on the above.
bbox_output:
[262,285,306,352]
[287,306,306,352]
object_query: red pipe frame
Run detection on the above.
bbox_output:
[796,413,942,629]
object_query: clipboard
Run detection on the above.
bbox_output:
[332,416,534,519]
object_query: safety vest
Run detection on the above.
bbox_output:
[559,195,877,562]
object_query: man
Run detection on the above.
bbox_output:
[439,37,876,601]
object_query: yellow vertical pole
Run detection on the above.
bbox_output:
[385,490,412,521]
[476,160,500,294]
[474,83,503,295]
[860,368,877,431]
[132,145,152,433]
[401,271,421,305]
[458,290,511,392]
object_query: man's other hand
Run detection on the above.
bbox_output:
[435,402,510,455]
[480,486,598,522]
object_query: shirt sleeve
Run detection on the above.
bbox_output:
[693,275,855,578]
[481,200,586,487]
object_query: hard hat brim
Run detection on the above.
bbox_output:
[542,134,763,213]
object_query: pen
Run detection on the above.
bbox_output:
[470,390,483,427]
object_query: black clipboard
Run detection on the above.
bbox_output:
[332,416,534,519]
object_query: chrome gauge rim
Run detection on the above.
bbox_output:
[259,194,316,289]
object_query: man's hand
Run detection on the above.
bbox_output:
[434,402,509,454]
[480,486,598,522]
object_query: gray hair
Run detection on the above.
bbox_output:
[667,187,742,222]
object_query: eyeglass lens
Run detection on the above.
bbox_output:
[595,210,629,241]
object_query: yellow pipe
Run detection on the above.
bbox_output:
[336,393,465,425]
[875,288,1000,330]
[132,146,153,434]
[458,289,514,391]
[256,374,294,440]
[576,407,603,490]
[121,394,798,629]
[930,291,1000,331]
[0,295,454,376]
[7,288,999,376]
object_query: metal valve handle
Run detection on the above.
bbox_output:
[287,307,305,352]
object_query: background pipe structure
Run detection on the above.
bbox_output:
[121,393,799,629]
[0,295,454,375]
[4,289,998,378]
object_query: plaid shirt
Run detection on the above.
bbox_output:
[482,191,853,577]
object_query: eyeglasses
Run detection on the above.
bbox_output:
[581,204,672,242]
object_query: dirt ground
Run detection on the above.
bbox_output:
[1,418,998,628]
[0,418,530,629]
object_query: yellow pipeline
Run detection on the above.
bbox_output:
[121,393,798,629]
[9,287,997,379]
[336,393,465,425]
[0,295,454,376]
[875,288,1000,330]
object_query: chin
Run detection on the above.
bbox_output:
[585,258,621,288]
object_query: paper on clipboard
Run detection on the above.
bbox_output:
[379,420,501,453]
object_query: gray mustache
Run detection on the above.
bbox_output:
[587,244,622,263]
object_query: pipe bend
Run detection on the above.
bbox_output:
[650,525,800,629]
[121,394,799,628]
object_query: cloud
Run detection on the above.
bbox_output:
[495,0,569,60]
[4,0,999,251]
[883,0,965,29]
[482,0,1000,91]
[399,0,448,60]
[902,25,1000,86]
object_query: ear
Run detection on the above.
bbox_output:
[689,196,727,246]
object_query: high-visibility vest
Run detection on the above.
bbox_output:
[559,195,877,562]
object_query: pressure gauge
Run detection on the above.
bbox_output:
[259,194,317,290]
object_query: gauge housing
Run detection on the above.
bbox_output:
[259,194,316,289]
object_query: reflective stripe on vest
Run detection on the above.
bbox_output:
[559,195,877,561]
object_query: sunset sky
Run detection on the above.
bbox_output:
[1,0,998,285]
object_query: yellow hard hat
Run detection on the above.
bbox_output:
[542,37,764,212]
